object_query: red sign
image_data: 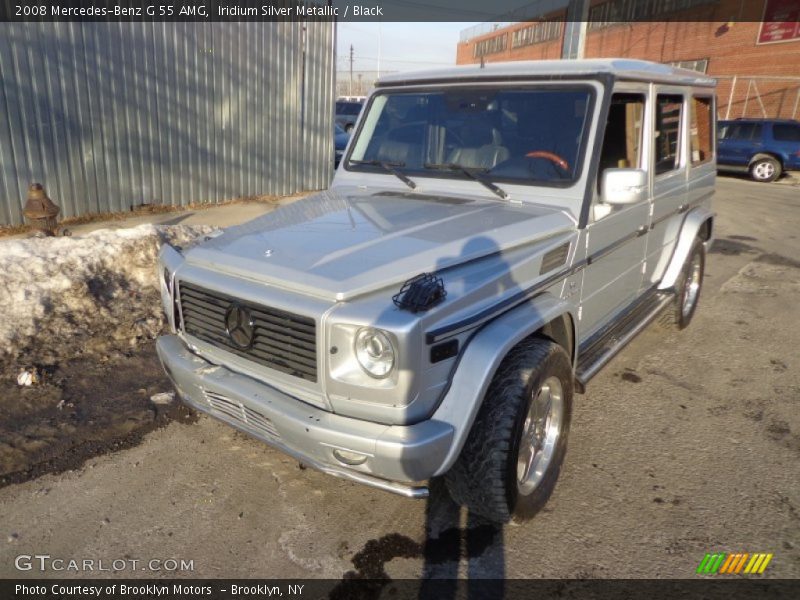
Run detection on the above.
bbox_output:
[758,0,800,44]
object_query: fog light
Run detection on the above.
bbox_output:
[333,448,368,466]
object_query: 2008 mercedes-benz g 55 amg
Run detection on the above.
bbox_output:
[157,59,716,523]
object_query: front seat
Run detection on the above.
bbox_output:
[447,122,509,170]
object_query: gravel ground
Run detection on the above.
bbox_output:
[0,177,798,582]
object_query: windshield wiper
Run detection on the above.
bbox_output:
[349,159,417,190]
[423,163,508,200]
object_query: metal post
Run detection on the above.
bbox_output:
[349,44,354,96]
[743,79,752,118]
[576,0,590,59]
[724,75,737,120]
[752,80,767,118]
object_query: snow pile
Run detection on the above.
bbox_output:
[0,224,217,375]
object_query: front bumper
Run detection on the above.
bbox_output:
[156,335,454,498]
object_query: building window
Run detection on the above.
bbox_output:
[670,59,709,73]
[589,0,718,31]
[655,94,684,175]
[511,20,564,48]
[473,34,507,58]
[690,96,713,166]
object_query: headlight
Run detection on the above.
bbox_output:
[159,244,184,332]
[354,327,395,379]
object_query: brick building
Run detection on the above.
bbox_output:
[456,0,800,119]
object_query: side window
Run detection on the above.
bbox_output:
[726,124,743,140]
[598,93,645,183]
[655,94,683,175]
[773,123,800,142]
[690,96,713,166]
[733,123,762,141]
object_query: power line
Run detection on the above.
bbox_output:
[341,55,455,66]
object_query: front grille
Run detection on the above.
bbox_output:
[204,390,280,440]
[178,281,318,382]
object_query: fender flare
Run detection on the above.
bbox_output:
[429,292,576,476]
[658,207,715,291]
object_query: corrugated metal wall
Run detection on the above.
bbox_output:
[0,22,335,226]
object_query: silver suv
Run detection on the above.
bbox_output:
[157,59,716,523]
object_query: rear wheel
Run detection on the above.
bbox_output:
[750,156,781,183]
[445,337,573,523]
[660,237,705,330]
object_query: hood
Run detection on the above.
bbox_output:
[185,188,574,301]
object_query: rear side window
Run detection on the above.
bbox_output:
[690,96,714,166]
[655,95,683,175]
[773,123,800,142]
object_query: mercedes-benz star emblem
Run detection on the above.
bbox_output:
[224,304,254,349]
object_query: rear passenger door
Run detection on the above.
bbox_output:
[720,122,762,166]
[643,91,688,288]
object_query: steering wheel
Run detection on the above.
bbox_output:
[525,150,570,174]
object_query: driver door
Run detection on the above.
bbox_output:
[578,89,650,340]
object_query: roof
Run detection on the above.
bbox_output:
[376,59,717,88]
[719,118,800,124]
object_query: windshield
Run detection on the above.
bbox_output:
[346,86,594,185]
[336,101,363,116]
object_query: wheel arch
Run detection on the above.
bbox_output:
[658,207,715,291]
[430,292,576,476]
[749,152,783,168]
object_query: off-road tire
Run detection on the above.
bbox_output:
[444,337,573,523]
[660,236,705,330]
[750,156,781,183]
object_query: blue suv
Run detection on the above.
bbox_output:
[717,119,800,182]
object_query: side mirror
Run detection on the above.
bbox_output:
[601,168,648,206]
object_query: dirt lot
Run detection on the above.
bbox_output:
[0,177,798,582]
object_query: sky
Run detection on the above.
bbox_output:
[335,22,481,75]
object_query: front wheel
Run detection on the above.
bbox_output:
[750,156,781,183]
[445,337,573,523]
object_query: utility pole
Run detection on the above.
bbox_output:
[349,44,354,96]
[576,0,590,59]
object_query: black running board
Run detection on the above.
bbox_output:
[574,289,675,393]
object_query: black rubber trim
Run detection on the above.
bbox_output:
[344,79,603,193]
[425,225,647,345]
[585,228,644,266]
[426,263,582,345]
[577,284,660,359]
[649,190,714,230]
[577,74,615,229]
